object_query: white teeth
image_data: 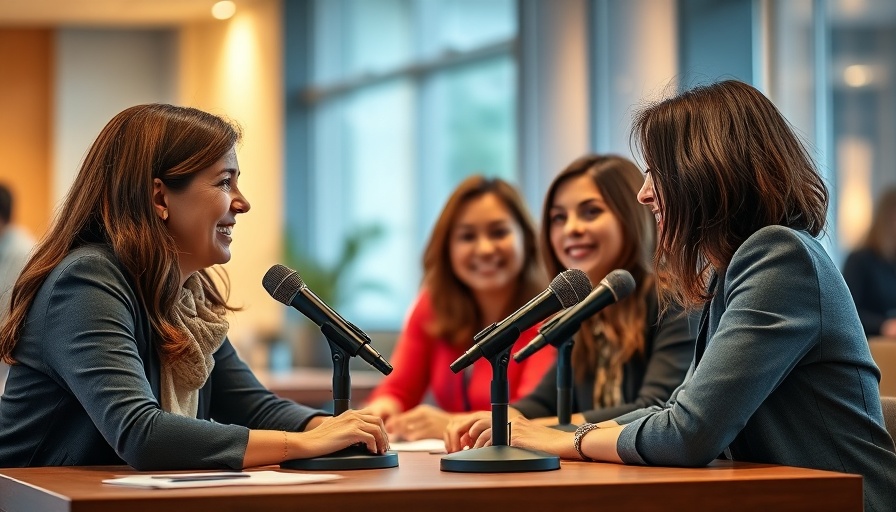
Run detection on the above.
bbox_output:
[216,226,233,236]
[565,245,593,259]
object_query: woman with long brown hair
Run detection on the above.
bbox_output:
[366,175,555,440]
[0,104,388,470]
[444,154,694,435]
[447,80,896,511]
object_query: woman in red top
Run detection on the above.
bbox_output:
[366,175,554,440]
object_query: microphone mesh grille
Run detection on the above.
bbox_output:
[262,264,306,305]
[550,269,592,307]
[602,269,637,301]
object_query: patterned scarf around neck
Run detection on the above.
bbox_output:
[160,273,229,418]
[591,320,623,409]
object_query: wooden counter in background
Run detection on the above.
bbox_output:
[254,367,384,409]
[869,336,896,396]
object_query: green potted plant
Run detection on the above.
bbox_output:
[282,224,387,368]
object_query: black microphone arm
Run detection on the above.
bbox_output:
[449,269,592,373]
[514,269,636,362]
[262,264,393,375]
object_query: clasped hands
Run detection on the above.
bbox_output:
[384,404,451,441]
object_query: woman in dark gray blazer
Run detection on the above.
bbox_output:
[446,80,896,511]
[0,104,388,470]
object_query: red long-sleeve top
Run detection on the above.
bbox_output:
[368,290,556,413]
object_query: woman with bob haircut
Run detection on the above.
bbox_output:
[446,81,896,511]
[0,104,388,470]
[367,175,555,441]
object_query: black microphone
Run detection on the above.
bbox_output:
[262,264,393,375]
[449,269,592,373]
[514,269,636,362]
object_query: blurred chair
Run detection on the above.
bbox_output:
[869,337,896,396]
[881,396,896,441]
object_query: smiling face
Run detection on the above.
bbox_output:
[548,174,625,284]
[448,192,525,295]
[155,146,250,284]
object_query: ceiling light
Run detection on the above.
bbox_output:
[843,65,870,88]
[212,1,236,20]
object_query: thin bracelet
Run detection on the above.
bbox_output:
[573,423,601,461]
[282,431,289,461]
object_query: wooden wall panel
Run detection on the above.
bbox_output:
[0,29,53,239]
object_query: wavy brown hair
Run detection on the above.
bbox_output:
[863,187,896,260]
[0,104,241,364]
[423,175,546,348]
[540,154,656,382]
[632,80,828,309]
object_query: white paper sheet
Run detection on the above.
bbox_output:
[102,470,342,489]
[389,438,446,453]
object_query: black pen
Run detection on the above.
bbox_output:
[152,473,251,482]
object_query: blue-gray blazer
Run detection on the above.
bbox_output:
[614,225,896,512]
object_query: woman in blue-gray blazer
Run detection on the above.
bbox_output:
[446,80,896,511]
[0,104,388,470]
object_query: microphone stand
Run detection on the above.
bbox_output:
[281,323,399,470]
[551,339,578,432]
[440,345,560,473]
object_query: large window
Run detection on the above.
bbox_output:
[287,0,518,332]
[767,0,896,262]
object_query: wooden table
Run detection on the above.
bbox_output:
[0,452,861,512]
[254,367,383,408]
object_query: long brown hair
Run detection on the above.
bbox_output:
[632,80,828,309]
[540,154,656,382]
[0,104,241,364]
[864,187,896,260]
[423,175,546,348]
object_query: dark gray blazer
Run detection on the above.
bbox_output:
[614,226,896,512]
[0,244,325,470]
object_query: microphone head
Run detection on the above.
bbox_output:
[263,264,306,305]
[550,269,592,308]
[600,269,636,302]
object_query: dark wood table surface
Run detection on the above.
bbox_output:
[0,451,862,512]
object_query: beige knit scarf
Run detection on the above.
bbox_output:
[159,274,229,418]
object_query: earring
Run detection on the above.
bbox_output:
[162,209,169,221]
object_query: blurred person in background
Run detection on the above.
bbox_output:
[445,154,694,437]
[0,183,35,397]
[843,187,896,337]
[366,175,555,441]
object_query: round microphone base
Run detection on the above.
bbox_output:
[440,445,560,473]
[549,423,578,432]
[281,447,399,470]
